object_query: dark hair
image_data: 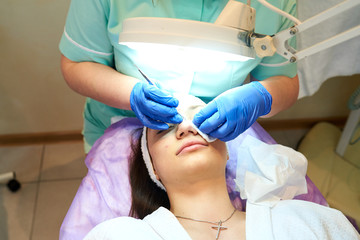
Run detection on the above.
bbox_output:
[129,129,170,219]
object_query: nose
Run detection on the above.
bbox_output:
[176,120,198,139]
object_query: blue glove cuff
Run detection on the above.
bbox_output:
[250,81,273,116]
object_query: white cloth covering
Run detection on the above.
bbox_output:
[234,135,308,206]
[246,199,360,240]
[83,207,191,240]
[84,204,359,240]
[236,136,359,239]
[297,0,360,98]
[84,136,360,240]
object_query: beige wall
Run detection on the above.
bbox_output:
[0,1,359,135]
[0,0,85,135]
[270,74,360,121]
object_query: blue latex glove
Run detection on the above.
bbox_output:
[193,81,272,141]
[130,81,183,130]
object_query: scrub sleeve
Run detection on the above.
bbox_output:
[59,0,297,153]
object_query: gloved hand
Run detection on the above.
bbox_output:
[130,81,183,130]
[193,81,272,141]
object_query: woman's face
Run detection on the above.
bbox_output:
[146,105,228,189]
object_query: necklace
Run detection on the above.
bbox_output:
[175,208,237,240]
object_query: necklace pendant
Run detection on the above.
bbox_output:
[211,221,227,240]
[175,208,236,240]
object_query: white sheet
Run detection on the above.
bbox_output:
[297,0,360,98]
[84,195,360,240]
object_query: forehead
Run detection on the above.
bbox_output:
[175,94,205,120]
[179,104,203,120]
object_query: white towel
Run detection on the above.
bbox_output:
[297,0,360,98]
[234,135,308,206]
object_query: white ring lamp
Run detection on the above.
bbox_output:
[119,1,256,62]
[119,0,360,64]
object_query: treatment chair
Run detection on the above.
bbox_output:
[60,118,329,240]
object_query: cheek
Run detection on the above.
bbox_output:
[212,141,228,158]
[150,143,172,170]
[151,142,170,155]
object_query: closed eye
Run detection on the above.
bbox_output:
[156,125,176,135]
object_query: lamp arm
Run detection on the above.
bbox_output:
[252,0,360,62]
[295,0,358,34]
[295,26,360,61]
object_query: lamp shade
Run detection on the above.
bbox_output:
[119,17,256,62]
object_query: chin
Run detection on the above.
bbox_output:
[180,150,226,174]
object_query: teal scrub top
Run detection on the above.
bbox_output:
[59,0,297,151]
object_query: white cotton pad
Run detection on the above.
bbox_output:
[173,94,216,143]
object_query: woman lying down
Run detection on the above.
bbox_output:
[84,95,359,240]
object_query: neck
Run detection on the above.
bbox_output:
[168,177,234,221]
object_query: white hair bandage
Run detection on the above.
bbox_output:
[141,127,166,191]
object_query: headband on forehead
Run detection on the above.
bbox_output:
[141,127,166,191]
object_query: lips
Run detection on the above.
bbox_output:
[176,139,208,155]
